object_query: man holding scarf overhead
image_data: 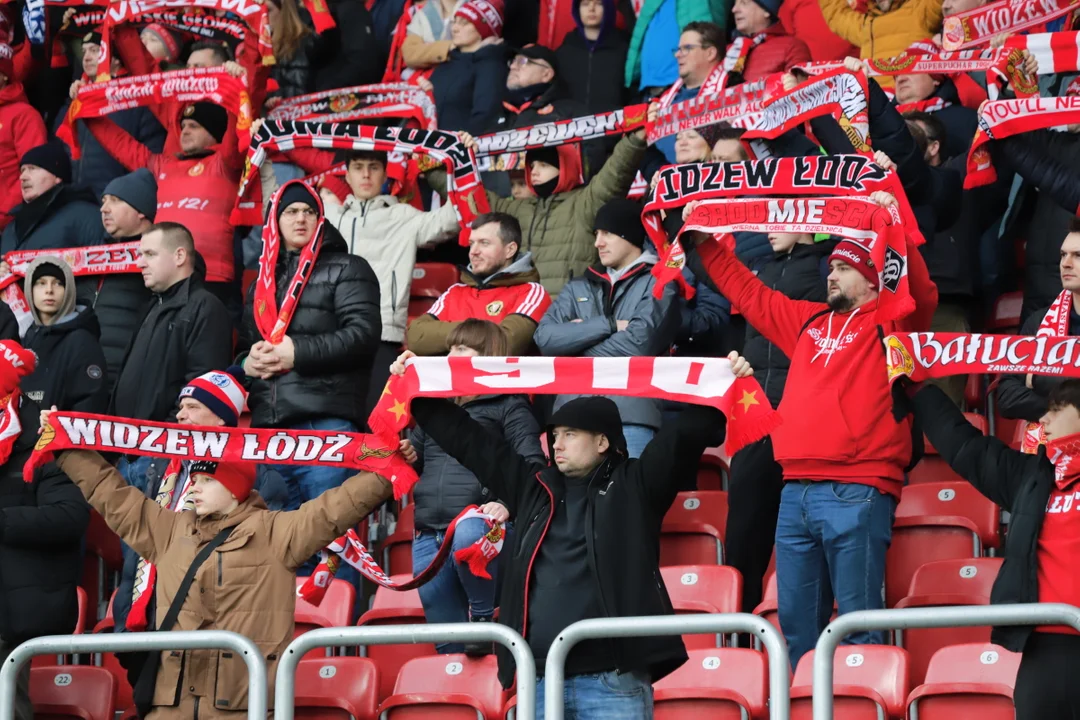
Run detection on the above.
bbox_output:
[236,180,381,605]
[683,190,938,668]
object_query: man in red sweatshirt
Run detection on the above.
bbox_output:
[85,103,241,312]
[0,42,45,231]
[685,190,938,668]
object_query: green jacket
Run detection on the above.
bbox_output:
[488,133,646,298]
[624,0,729,89]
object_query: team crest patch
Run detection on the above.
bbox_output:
[210,373,230,387]
[486,300,504,316]
[188,163,205,177]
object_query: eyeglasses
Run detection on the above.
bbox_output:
[672,43,708,56]
[508,56,552,71]
[282,207,317,218]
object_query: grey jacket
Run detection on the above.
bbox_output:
[410,394,545,530]
[533,251,678,428]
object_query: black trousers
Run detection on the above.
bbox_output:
[1015,632,1080,719]
[725,435,785,614]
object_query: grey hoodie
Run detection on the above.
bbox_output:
[24,256,77,327]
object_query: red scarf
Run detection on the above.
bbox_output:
[301,0,336,32]
[942,0,1078,50]
[1027,290,1073,453]
[657,33,767,109]
[297,506,504,605]
[370,356,781,457]
[966,96,1080,191]
[647,80,768,146]
[254,181,325,344]
[128,458,189,630]
[55,67,253,159]
[268,83,436,130]
[0,390,22,468]
[29,412,418,497]
[896,96,951,114]
[1049,432,1080,489]
[381,0,418,82]
[234,121,489,237]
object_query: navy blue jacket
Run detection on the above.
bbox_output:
[431,44,509,134]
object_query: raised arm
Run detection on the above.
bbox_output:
[84,117,153,171]
[636,404,726,510]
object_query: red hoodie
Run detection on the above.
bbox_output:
[696,238,938,497]
[0,82,46,222]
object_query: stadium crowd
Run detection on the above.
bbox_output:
[0,0,1076,716]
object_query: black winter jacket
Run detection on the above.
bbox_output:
[23,307,109,414]
[238,226,382,429]
[742,241,833,409]
[0,396,89,644]
[411,395,545,531]
[431,45,509,134]
[76,234,153,392]
[555,29,631,115]
[914,384,1063,652]
[995,307,1078,422]
[0,302,16,343]
[309,0,384,91]
[411,397,725,688]
[0,185,103,256]
[110,271,233,423]
[919,78,978,162]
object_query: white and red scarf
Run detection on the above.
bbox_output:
[268,83,437,130]
[896,96,951,114]
[127,458,192,630]
[966,96,1080,191]
[1028,289,1073,453]
[234,121,489,235]
[370,355,781,458]
[253,180,326,344]
[0,242,141,335]
[29,412,419,496]
[298,505,505,604]
[942,0,1078,50]
[1048,432,1080,489]
[55,67,253,159]
[647,80,768,146]
[0,390,21,468]
[657,33,768,110]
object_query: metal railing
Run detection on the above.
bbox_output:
[544,613,791,720]
[275,623,536,720]
[812,602,1080,720]
[0,630,266,720]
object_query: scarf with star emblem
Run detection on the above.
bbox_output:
[370,355,780,457]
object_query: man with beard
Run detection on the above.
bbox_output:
[682,190,938,669]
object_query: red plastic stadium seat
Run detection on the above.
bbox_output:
[91,589,115,634]
[790,646,909,720]
[910,414,988,485]
[660,565,741,649]
[653,648,767,719]
[356,575,433,702]
[411,263,459,298]
[30,666,116,720]
[378,654,508,719]
[384,504,414,576]
[987,291,1022,332]
[964,376,984,412]
[894,558,1002,685]
[407,297,436,320]
[696,446,729,491]
[294,577,355,658]
[293,656,379,720]
[81,509,122,627]
[905,643,1020,720]
[90,590,133,712]
[660,491,727,567]
[885,482,1001,608]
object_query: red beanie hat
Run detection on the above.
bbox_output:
[0,44,15,82]
[0,340,35,398]
[191,460,256,501]
[455,0,504,40]
[829,240,879,290]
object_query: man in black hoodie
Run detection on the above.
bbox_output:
[393,349,746,717]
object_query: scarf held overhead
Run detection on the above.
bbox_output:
[56,67,253,159]
[30,412,419,497]
[647,80,768,146]
[298,506,504,602]
[369,355,781,457]
[942,0,1079,50]
[268,83,437,130]
[886,331,1080,383]
[234,121,489,236]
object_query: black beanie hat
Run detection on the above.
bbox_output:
[525,146,561,169]
[547,396,627,456]
[180,102,229,144]
[103,168,157,221]
[276,182,320,223]
[20,142,71,185]
[31,262,65,287]
[594,198,646,249]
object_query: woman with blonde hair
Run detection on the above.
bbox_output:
[400,319,544,656]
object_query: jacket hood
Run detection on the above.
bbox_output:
[525,144,584,195]
[24,255,77,326]
[572,0,617,45]
[464,251,541,287]
[0,82,28,106]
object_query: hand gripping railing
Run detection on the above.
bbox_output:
[0,630,266,720]
[812,602,1080,720]
[275,623,536,720]
[544,613,791,720]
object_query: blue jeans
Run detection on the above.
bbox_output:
[622,425,655,460]
[412,517,509,654]
[272,418,364,617]
[536,671,653,719]
[775,481,896,670]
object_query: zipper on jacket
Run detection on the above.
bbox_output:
[391,271,398,309]
[193,695,200,720]
[217,551,222,586]
[519,473,556,638]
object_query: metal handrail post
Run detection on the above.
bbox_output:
[0,630,266,720]
[812,603,1080,720]
[275,623,535,720]
[544,613,790,720]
